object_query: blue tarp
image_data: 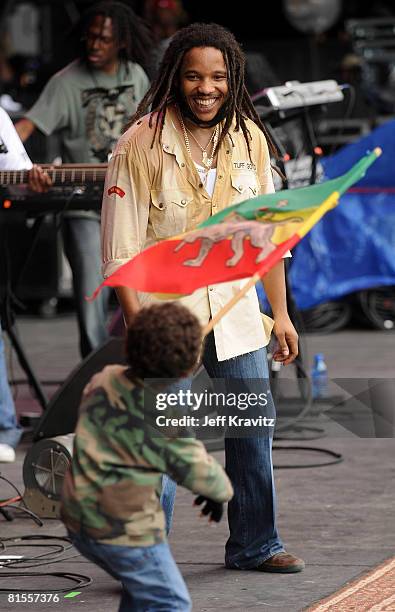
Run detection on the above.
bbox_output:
[288,120,395,310]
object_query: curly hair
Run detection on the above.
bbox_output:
[125,302,202,380]
[79,1,152,71]
[127,22,279,161]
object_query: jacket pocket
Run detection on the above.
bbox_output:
[150,189,194,238]
[230,172,259,203]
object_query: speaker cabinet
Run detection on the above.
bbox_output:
[33,336,126,440]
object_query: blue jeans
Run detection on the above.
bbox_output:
[68,531,191,612]
[161,332,284,569]
[0,326,22,448]
[62,217,110,359]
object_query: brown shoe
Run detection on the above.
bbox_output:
[255,552,305,573]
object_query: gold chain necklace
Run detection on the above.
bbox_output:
[178,111,220,171]
[185,125,217,168]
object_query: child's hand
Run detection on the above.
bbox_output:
[194,495,223,523]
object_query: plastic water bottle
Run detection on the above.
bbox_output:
[311,353,328,399]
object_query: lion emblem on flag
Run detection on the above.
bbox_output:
[174,216,301,267]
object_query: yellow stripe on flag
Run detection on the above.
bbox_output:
[297,191,340,239]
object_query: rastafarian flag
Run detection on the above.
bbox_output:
[90,149,381,298]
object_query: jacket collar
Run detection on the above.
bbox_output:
[161,105,234,197]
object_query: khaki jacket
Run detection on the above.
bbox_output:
[101,105,279,360]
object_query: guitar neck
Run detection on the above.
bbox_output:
[0,164,108,186]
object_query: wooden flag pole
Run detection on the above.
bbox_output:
[203,271,261,337]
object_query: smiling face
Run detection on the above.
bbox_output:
[179,46,228,123]
[84,15,121,73]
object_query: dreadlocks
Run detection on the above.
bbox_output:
[128,22,279,160]
[79,1,152,72]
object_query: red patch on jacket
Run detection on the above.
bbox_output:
[108,185,125,198]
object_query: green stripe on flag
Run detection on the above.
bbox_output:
[200,149,381,227]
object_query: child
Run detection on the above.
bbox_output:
[61,302,233,611]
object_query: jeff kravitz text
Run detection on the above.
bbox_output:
[153,389,275,429]
[155,414,275,428]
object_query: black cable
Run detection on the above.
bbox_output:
[263,254,346,474]
[274,88,320,184]
[0,571,92,592]
[328,84,357,156]
[301,106,320,185]
[0,536,88,578]
[54,187,85,233]
[0,535,71,543]
[0,475,44,525]
[1,554,81,571]
[273,445,343,469]
[290,115,311,166]
[0,507,13,521]
[272,359,313,434]
[266,261,316,437]
[0,543,67,566]
[0,474,26,507]
[0,535,72,555]
[0,539,91,593]
[0,505,43,526]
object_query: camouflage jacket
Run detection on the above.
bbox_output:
[60,365,233,546]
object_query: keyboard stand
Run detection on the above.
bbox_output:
[2,312,48,411]
[1,215,49,411]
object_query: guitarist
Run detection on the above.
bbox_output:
[0,107,49,463]
[15,1,151,358]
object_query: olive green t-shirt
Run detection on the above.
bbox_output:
[26,59,149,164]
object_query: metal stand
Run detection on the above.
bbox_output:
[264,105,321,186]
[1,216,49,411]
[1,299,48,411]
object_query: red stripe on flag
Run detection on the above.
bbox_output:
[89,232,303,299]
[348,187,395,193]
[257,233,301,278]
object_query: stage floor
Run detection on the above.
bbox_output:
[1,313,394,611]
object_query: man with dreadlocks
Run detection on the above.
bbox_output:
[101,22,305,574]
[15,1,151,359]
